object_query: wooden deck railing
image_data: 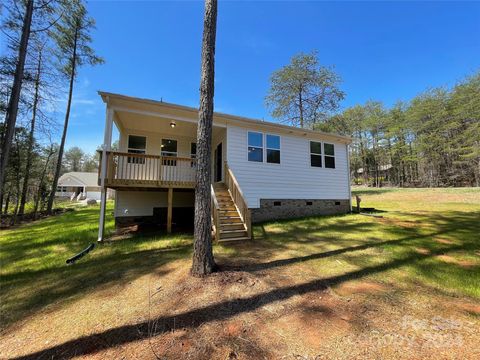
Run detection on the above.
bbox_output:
[99,151,197,188]
[224,162,252,239]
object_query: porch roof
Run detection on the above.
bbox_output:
[99,91,352,144]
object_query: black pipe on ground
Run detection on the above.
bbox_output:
[66,243,95,264]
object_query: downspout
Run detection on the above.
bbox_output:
[346,143,352,212]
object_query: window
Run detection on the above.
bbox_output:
[190,142,196,167]
[161,139,177,165]
[273,201,282,206]
[266,134,280,164]
[310,141,322,167]
[128,135,146,164]
[324,143,335,168]
[248,132,263,162]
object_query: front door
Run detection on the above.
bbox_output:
[214,143,222,182]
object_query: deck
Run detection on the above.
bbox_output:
[99,151,196,189]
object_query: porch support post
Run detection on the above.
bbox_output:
[98,105,114,242]
[167,187,173,233]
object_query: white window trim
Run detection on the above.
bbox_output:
[247,131,282,165]
[161,138,178,157]
[265,133,281,165]
[310,140,323,168]
[247,131,264,163]
[127,134,146,154]
[323,142,336,169]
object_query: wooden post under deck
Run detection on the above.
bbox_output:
[167,187,173,233]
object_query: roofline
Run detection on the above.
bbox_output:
[98,91,352,143]
[58,174,87,186]
[58,172,98,186]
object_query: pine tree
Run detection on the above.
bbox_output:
[192,0,218,277]
[46,0,103,214]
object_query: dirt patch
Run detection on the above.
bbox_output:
[378,217,419,228]
[415,247,431,255]
[436,255,478,268]
[436,237,455,245]
[454,302,480,315]
[334,280,387,296]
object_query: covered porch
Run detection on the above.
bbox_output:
[97,94,227,240]
[99,105,227,190]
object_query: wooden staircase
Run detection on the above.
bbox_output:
[212,182,250,242]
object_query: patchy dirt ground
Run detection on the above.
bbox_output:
[1,248,479,360]
[1,188,479,359]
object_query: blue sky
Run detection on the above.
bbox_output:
[41,1,480,152]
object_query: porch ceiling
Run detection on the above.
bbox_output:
[115,110,224,139]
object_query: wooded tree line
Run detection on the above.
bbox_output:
[0,0,102,223]
[317,72,480,188]
[266,52,479,188]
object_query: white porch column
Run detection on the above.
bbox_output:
[98,106,114,242]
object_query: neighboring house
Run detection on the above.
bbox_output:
[96,92,352,242]
[57,172,113,201]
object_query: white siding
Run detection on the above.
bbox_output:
[85,191,102,200]
[115,190,194,217]
[226,125,350,208]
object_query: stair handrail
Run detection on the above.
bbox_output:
[224,162,252,239]
[211,184,221,240]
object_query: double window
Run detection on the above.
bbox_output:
[310,141,335,169]
[128,135,146,164]
[248,132,280,164]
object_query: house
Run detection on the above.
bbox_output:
[96,92,352,242]
[56,172,113,201]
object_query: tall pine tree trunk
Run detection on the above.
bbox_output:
[192,0,217,277]
[33,146,53,220]
[47,27,78,214]
[0,0,34,202]
[19,49,42,216]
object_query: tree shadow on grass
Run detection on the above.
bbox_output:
[12,241,471,360]
[0,206,193,330]
[4,206,479,357]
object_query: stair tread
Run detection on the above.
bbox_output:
[218,236,250,242]
[220,229,247,234]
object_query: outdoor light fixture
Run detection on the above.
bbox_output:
[170,121,176,128]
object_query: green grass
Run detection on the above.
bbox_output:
[252,187,480,298]
[1,188,479,330]
[0,201,193,328]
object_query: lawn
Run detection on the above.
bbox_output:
[1,188,479,359]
